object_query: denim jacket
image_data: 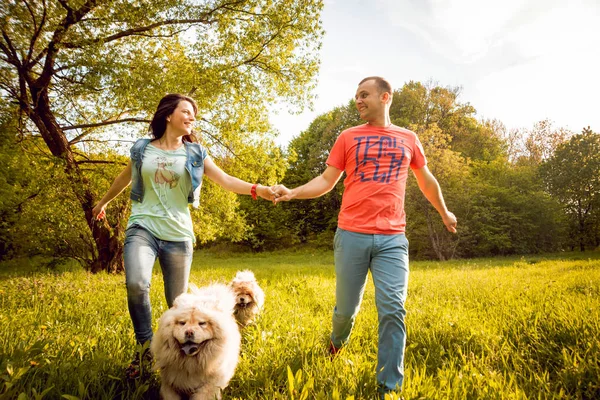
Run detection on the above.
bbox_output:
[129,138,207,208]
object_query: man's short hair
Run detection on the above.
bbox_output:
[359,76,392,94]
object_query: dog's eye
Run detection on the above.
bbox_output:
[198,321,207,327]
[178,321,186,325]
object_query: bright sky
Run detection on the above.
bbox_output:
[271,0,600,146]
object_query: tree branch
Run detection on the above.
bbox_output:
[56,0,73,12]
[61,0,248,48]
[61,18,215,48]
[199,117,244,161]
[67,118,150,145]
[25,0,48,65]
[227,20,293,71]
[64,117,150,131]
[1,29,20,66]
[22,0,38,36]
[75,159,128,166]
[37,0,99,88]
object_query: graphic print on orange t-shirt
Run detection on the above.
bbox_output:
[353,135,406,184]
[327,124,426,234]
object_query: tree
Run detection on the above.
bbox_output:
[403,123,468,260]
[504,119,572,165]
[458,159,565,257]
[0,0,324,271]
[540,128,600,251]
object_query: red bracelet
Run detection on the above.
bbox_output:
[251,184,258,200]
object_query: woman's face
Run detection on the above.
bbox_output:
[167,100,196,136]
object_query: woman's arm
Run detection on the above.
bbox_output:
[92,161,133,220]
[203,157,275,201]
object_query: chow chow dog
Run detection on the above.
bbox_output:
[151,284,240,400]
[229,270,265,327]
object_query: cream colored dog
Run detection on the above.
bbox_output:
[151,284,240,400]
[229,270,265,327]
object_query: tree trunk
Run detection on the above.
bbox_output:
[425,209,447,261]
[31,87,125,273]
[578,210,586,252]
[89,218,125,274]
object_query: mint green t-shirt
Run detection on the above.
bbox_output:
[127,144,195,243]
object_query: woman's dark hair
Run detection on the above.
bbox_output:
[149,93,198,143]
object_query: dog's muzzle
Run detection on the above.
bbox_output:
[181,341,201,356]
[237,300,253,308]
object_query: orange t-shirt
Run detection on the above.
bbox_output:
[326,123,427,234]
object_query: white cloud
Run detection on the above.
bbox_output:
[272,0,600,145]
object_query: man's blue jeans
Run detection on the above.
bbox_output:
[123,225,193,345]
[331,228,409,393]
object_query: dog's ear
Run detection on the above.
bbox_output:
[214,285,237,314]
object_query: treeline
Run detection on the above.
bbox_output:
[1,81,599,268]
[236,82,600,259]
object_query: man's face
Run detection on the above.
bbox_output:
[354,79,386,122]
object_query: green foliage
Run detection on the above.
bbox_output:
[457,160,565,257]
[540,128,600,251]
[1,250,599,398]
[0,98,130,265]
[0,0,325,269]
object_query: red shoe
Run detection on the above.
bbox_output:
[125,349,153,380]
[329,340,342,357]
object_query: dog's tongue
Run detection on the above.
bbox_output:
[181,342,199,355]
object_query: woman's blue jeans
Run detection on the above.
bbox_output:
[331,228,409,394]
[123,225,193,345]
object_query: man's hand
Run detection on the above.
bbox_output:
[256,185,276,202]
[272,184,293,203]
[442,211,457,233]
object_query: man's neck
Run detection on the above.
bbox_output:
[366,115,391,127]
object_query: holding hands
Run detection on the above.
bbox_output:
[271,184,292,204]
[254,185,278,202]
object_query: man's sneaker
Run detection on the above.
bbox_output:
[125,348,153,380]
[328,340,342,358]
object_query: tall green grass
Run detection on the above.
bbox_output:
[0,250,599,399]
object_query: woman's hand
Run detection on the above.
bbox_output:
[92,203,107,220]
[256,185,276,202]
[271,184,293,203]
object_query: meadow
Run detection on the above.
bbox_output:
[0,249,599,399]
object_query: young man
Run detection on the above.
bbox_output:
[273,77,457,396]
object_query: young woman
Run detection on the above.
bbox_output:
[92,93,274,378]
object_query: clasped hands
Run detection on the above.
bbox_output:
[255,184,292,204]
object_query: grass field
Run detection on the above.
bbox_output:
[0,249,599,399]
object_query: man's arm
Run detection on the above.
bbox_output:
[412,165,457,233]
[273,166,344,203]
